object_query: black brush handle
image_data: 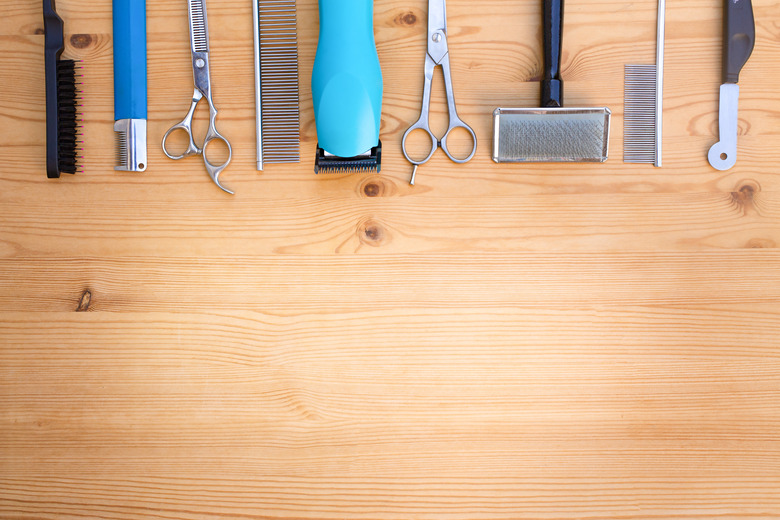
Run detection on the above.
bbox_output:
[722,0,755,84]
[541,0,564,107]
[43,0,64,178]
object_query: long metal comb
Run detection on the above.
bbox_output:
[624,0,665,167]
[253,0,300,170]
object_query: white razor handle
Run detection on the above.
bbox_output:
[708,83,739,171]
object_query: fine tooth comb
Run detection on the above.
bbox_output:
[624,0,665,167]
[43,0,82,178]
[253,0,301,170]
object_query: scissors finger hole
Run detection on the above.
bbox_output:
[403,128,437,163]
[443,126,477,161]
[203,137,231,167]
[163,127,194,158]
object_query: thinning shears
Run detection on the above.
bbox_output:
[402,0,477,185]
[162,0,233,194]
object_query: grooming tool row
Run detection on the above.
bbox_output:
[43,0,757,191]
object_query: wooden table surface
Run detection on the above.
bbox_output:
[2,0,780,518]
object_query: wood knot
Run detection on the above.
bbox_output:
[359,177,392,198]
[746,238,776,249]
[34,27,44,35]
[731,181,760,208]
[395,11,417,26]
[70,34,93,49]
[76,290,92,312]
[364,182,382,197]
[357,219,387,247]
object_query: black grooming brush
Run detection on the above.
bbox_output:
[43,0,82,178]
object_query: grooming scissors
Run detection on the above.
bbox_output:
[162,0,233,194]
[402,0,477,185]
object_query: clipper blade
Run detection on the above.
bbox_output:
[315,142,382,174]
[114,119,147,172]
[492,107,611,163]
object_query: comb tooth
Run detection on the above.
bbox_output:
[115,130,129,168]
[256,0,300,166]
[624,64,659,164]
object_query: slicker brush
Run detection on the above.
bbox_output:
[493,0,610,164]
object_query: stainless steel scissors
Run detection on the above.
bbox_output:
[162,0,233,194]
[402,0,477,185]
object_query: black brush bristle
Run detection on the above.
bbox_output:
[55,59,81,175]
[44,0,82,178]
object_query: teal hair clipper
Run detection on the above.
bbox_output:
[312,0,383,173]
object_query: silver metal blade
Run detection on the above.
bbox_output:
[114,119,147,172]
[428,0,446,38]
[708,83,739,171]
[189,0,209,53]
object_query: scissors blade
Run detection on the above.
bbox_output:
[188,0,210,54]
[428,0,447,37]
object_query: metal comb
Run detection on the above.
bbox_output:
[253,0,300,170]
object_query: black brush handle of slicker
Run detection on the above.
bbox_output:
[541,0,564,107]
[723,0,755,84]
[43,0,64,178]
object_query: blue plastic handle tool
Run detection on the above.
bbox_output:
[113,0,147,120]
[312,0,383,158]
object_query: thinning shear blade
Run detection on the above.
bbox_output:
[162,0,233,194]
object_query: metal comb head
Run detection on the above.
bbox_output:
[624,64,660,166]
[492,107,611,163]
[254,0,300,170]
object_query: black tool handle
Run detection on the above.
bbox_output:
[43,0,65,178]
[723,0,755,84]
[541,0,564,107]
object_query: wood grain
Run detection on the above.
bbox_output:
[1,0,780,518]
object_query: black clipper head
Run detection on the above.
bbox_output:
[315,141,382,174]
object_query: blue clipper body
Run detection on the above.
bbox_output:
[312,0,383,173]
[113,0,148,172]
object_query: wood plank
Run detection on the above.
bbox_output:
[0,252,779,312]
[1,306,779,518]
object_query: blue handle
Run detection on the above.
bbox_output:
[312,0,382,158]
[113,0,147,120]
